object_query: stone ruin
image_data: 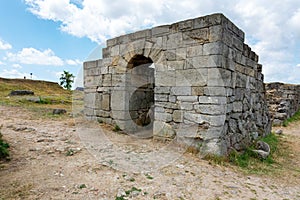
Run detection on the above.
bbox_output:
[84,13,271,155]
[266,82,300,126]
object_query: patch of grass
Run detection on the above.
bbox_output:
[113,124,121,132]
[0,128,10,160]
[79,184,86,189]
[203,154,228,166]
[228,133,283,174]
[283,109,300,127]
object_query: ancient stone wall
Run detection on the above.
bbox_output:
[84,13,271,155]
[266,82,300,125]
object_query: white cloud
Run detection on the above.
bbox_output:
[24,0,300,83]
[0,61,5,65]
[6,47,64,66]
[12,64,23,69]
[297,64,300,67]
[0,39,12,50]
[0,69,36,79]
[66,59,81,66]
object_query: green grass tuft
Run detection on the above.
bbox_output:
[283,109,300,127]
[0,130,10,160]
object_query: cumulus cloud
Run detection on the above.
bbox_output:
[12,64,23,69]
[0,69,37,79]
[0,39,12,50]
[66,59,81,66]
[6,47,64,66]
[24,0,300,83]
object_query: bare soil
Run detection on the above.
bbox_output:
[0,105,299,200]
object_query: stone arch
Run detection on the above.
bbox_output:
[126,54,155,132]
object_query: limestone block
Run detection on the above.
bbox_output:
[95,110,110,118]
[102,74,112,87]
[167,32,183,49]
[167,60,185,70]
[176,68,207,87]
[183,28,209,45]
[155,94,169,102]
[154,86,170,94]
[171,86,191,96]
[198,96,227,104]
[155,112,172,122]
[111,110,132,120]
[203,41,223,55]
[202,115,226,127]
[207,68,232,87]
[156,71,176,86]
[187,45,203,57]
[156,102,179,109]
[192,87,204,96]
[186,55,224,69]
[153,121,176,139]
[84,93,96,108]
[130,29,151,40]
[198,126,224,140]
[179,102,194,111]
[176,48,187,60]
[233,101,243,112]
[184,112,206,124]
[173,110,184,122]
[84,60,97,70]
[194,104,226,115]
[111,90,129,111]
[193,13,223,29]
[152,25,170,36]
[102,94,110,111]
[169,95,176,103]
[204,86,227,96]
[179,20,193,30]
[208,25,223,42]
[177,96,198,102]
[110,45,120,56]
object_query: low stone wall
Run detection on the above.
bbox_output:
[266,82,300,125]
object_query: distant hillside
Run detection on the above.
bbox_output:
[0,77,70,97]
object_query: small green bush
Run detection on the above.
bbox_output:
[113,124,121,132]
[0,131,10,160]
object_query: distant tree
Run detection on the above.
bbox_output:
[60,70,75,90]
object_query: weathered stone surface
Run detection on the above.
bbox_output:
[266,82,300,125]
[84,13,271,156]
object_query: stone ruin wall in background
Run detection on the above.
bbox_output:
[84,13,272,155]
[266,82,300,126]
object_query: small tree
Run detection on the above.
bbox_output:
[60,70,75,90]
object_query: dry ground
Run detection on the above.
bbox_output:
[0,105,299,200]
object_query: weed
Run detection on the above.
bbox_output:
[37,96,52,104]
[0,128,10,160]
[283,109,300,127]
[79,184,86,189]
[66,149,74,156]
[145,173,154,180]
[97,118,103,124]
[203,154,228,166]
[115,187,142,200]
[113,124,121,132]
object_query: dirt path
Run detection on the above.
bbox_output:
[0,105,299,200]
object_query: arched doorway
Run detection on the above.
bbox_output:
[127,55,155,134]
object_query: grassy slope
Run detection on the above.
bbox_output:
[0,77,73,113]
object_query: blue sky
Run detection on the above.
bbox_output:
[0,0,300,87]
